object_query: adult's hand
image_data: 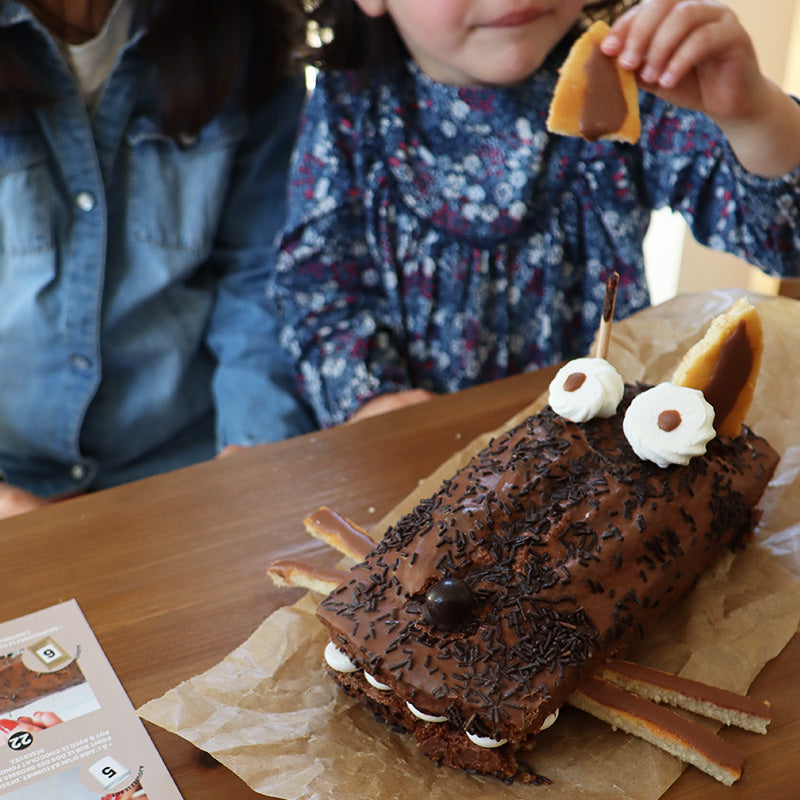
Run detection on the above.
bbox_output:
[0,483,47,520]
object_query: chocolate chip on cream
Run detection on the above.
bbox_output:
[658,409,682,432]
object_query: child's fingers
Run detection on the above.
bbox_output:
[600,3,644,60]
[605,0,725,72]
[635,4,732,84]
[648,20,741,88]
[605,0,677,70]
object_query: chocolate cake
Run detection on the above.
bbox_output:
[0,652,85,716]
[315,383,779,780]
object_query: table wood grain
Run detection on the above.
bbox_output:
[2,365,796,799]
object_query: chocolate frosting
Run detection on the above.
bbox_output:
[580,44,628,141]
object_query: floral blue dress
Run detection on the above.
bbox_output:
[273,49,800,427]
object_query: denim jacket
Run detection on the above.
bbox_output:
[0,2,314,496]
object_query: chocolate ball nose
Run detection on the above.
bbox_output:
[423,577,475,630]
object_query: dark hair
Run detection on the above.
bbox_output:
[0,0,305,136]
[302,0,641,72]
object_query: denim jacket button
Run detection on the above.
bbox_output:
[70,353,91,371]
[75,191,96,212]
[70,463,86,481]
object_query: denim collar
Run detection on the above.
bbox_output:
[0,0,145,44]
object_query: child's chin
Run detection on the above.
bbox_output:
[471,54,546,87]
[415,52,542,89]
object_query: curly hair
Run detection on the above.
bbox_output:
[0,0,305,135]
[302,0,642,71]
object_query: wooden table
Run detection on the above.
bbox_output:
[2,365,797,799]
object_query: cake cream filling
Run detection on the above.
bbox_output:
[324,641,358,673]
[406,701,448,724]
[364,671,392,691]
[324,642,558,748]
[466,730,507,748]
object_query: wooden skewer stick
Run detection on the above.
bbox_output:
[594,271,619,360]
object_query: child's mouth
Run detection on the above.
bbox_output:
[487,7,548,28]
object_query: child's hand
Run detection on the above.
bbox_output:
[601,0,763,123]
[348,389,436,423]
[602,0,800,177]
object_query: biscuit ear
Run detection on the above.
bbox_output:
[546,20,641,143]
[671,298,764,437]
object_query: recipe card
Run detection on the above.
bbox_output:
[0,600,182,799]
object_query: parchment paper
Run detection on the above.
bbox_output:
[139,289,800,800]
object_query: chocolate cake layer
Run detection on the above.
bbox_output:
[316,385,778,776]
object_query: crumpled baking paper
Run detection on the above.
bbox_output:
[139,289,800,800]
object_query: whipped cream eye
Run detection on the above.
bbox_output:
[623,383,716,468]
[548,357,624,422]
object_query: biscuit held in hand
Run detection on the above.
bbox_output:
[547,20,640,143]
[671,297,763,437]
